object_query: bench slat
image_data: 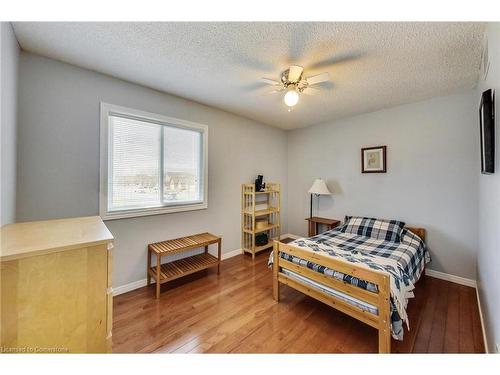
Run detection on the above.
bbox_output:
[149,232,220,255]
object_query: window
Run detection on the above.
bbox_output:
[100,103,208,219]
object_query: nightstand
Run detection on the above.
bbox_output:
[305,217,341,237]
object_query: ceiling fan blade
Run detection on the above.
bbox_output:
[268,88,285,94]
[288,65,304,83]
[309,52,363,70]
[301,87,320,96]
[261,78,281,85]
[306,72,330,85]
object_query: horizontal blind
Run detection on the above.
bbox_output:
[108,115,161,211]
[163,126,202,204]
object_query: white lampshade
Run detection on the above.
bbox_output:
[308,178,331,195]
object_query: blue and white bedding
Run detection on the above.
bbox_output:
[269,225,430,340]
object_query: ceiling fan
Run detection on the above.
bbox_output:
[261,65,330,110]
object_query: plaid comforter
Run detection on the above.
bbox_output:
[269,225,430,340]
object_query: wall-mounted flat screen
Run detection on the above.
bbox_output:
[480,89,495,174]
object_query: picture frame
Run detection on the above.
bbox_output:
[361,146,387,173]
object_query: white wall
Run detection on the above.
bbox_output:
[0,22,19,226]
[477,22,500,353]
[17,52,288,288]
[287,91,479,280]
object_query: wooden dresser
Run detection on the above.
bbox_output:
[0,216,114,353]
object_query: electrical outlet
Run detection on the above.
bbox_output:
[496,343,500,353]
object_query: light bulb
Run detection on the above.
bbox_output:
[284,89,299,107]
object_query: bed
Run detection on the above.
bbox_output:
[269,217,429,353]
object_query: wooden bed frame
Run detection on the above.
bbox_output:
[272,226,425,354]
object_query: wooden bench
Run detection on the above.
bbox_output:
[147,232,222,299]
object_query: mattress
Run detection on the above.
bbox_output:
[281,268,379,315]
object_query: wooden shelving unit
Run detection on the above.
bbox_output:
[241,183,280,259]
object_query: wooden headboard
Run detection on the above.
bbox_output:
[406,226,426,241]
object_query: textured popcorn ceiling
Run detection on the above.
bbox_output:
[13,22,485,129]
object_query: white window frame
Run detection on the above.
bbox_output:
[99,102,208,220]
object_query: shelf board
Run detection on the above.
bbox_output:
[148,253,219,283]
[242,207,279,216]
[243,190,279,195]
[255,241,274,252]
[243,241,274,254]
[243,223,279,234]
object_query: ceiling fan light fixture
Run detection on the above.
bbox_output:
[284,88,299,107]
[262,65,330,110]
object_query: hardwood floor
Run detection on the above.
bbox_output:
[112,250,485,353]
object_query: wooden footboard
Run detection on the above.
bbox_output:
[272,240,391,353]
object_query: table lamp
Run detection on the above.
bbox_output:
[308,178,331,218]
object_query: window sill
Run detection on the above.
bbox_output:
[100,202,208,221]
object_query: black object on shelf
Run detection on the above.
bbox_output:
[255,233,269,246]
[255,175,266,192]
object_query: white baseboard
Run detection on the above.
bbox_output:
[280,233,301,240]
[113,279,148,296]
[113,247,243,296]
[208,247,242,260]
[425,268,477,288]
[475,287,489,353]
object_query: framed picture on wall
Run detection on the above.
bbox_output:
[361,146,387,173]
